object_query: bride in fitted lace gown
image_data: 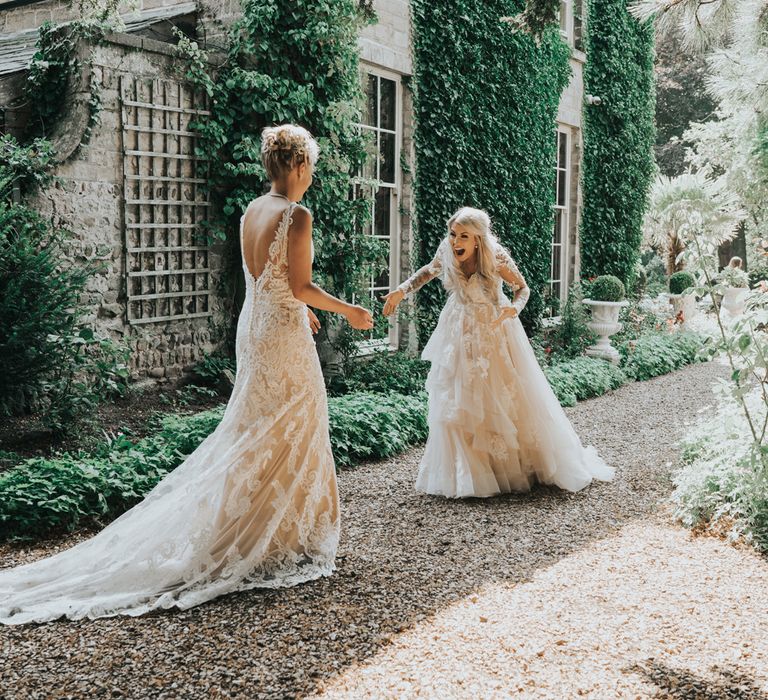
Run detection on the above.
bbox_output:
[384,207,614,498]
[0,124,373,625]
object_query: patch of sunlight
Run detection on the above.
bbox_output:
[307,521,768,700]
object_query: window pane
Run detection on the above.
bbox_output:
[558,168,567,207]
[380,131,396,183]
[559,131,567,166]
[374,241,391,290]
[574,0,584,51]
[374,187,391,238]
[363,132,377,180]
[379,78,396,131]
[553,211,562,245]
[551,244,561,282]
[364,74,377,127]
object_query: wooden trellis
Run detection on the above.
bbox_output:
[120,76,212,325]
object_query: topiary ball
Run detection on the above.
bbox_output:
[589,275,626,302]
[669,270,695,295]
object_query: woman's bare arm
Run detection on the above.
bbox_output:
[287,207,373,329]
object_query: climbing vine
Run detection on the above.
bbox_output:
[24,15,120,150]
[579,0,655,287]
[410,0,571,338]
[177,0,379,316]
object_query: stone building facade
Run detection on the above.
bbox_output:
[1,0,587,379]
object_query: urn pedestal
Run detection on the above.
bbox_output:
[582,299,629,365]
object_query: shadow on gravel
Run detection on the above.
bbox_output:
[0,363,727,700]
[628,660,768,700]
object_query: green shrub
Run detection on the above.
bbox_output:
[330,350,430,396]
[544,357,628,407]
[328,392,428,468]
[672,386,768,551]
[539,281,597,361]
[619,331,704,381]
[0,391,428,540]
[643,252,668,297]
[588,274,626,301]
[0,135,129,429]
[669,270,695,295]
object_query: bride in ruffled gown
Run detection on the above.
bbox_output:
[383,207,614,498]
[0,124,373,625]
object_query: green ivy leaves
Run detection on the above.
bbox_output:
[410,0,570,339]
[580,0,655,287]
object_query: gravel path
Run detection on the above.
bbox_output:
[3,361,767,699]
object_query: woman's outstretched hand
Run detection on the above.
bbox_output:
[382,289,405,317]
[307,308,321,335]
[490,306,518,329]
[345,304,374,330]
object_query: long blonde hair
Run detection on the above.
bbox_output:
[440,206,501,303]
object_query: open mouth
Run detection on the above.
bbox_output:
[454,247,466,257]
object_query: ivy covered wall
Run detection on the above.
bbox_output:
[410,0,571,339]
[182,0,379,310]
[579,0,655,286]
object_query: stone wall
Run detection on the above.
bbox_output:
[29,33,228,383]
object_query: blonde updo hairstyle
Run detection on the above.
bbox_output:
[261,124,319,181]
[440,206,502,304]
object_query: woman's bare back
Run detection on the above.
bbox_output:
[242,195,294,281]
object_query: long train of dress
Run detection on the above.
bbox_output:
[401,244,614,498]
[0,203,339,625]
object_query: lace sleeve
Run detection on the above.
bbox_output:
[396,251,443,298]
[496,247,530,314]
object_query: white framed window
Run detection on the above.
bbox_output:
[354,67,402,351]
[559,0,569,40]
[573,0,585,52]
[550,128,570,313]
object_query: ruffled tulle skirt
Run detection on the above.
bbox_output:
[416,296,614,498]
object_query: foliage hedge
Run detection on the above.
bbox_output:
[410,0,571,339]
[544,357,628,407]
[0,391,427,540]
[619,331,704,381]
[580,0,655,287]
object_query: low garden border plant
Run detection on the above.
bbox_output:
[0,390,428,540]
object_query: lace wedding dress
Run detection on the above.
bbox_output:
[0,201,339,625]
[397,242,614,498]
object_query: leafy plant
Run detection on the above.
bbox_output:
[668,270,696,295]
[672,384,768,551]
[329,350,431,396]
[544,281,597,360]
[643,173,745,275]
[0,390,428,540]
[717,265,750,289]
[544,357,628,407]
[619,331,704,381]
[328,391,428,467]
[0,112,128,429]
[580,0,655,287]
[410,0,571,338]
[588,274,626,301]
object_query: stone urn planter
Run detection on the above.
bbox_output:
[582,299,629,364]
[721,287,748,317]
[668,293,698,324]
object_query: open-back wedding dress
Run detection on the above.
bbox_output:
[0,200,339,625]
[398,242,614,498]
